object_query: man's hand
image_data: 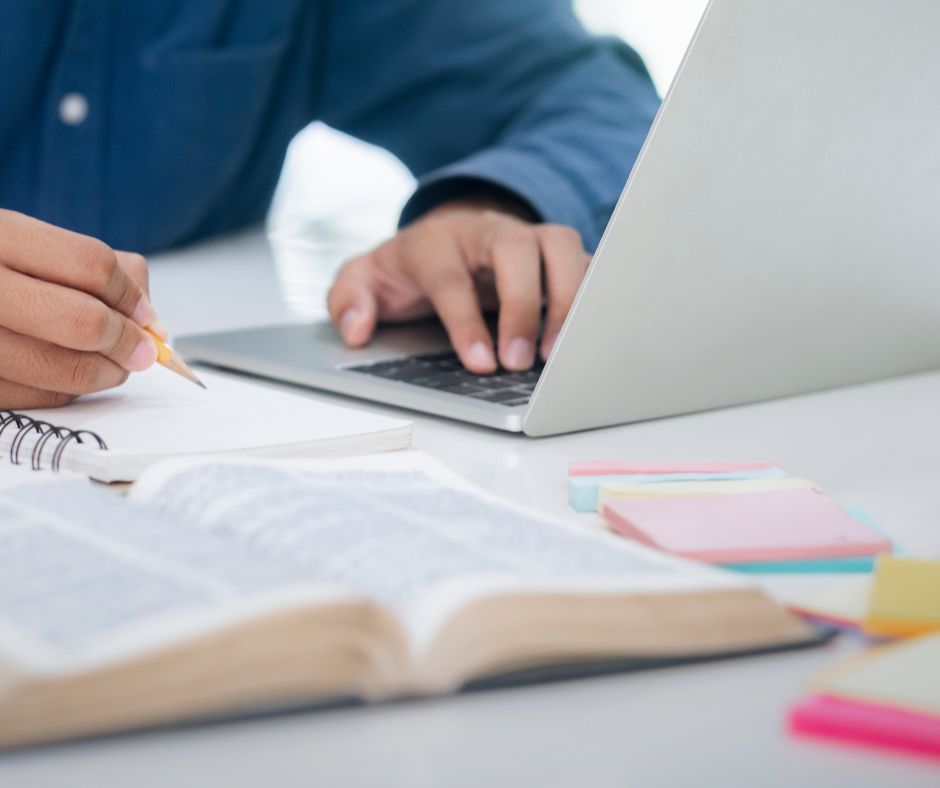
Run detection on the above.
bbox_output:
[327,201,591,374]
[0,210,163,409]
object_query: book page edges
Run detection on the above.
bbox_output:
[0,599,408,750]
[0,586,815,749]
[419,586,816,692]
[69,425,413,483]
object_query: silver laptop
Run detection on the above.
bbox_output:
[176,0,940,437]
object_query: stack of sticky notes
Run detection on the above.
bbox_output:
[862,555,940,638]
[788,557,940,760]
[568,461,893,573]
[789,555,940,634]
[567,461,791,512]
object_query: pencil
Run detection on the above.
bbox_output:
[144,327,207,389]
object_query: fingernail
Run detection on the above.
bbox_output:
[132,297,156,328]
[541,330,559,360]
[504,337,534,370]
[339,308,361,340]
[466,341,496,371]
[149,319,169,341]
[126,337,158,371]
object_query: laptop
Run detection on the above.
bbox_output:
[176,0,940,437]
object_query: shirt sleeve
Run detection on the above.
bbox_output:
[317,0,660,250]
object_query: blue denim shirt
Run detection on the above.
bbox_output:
[0,1,659,253]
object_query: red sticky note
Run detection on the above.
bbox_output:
[601,488,891,563]
[788,694,940,760]
[568,461,776,477]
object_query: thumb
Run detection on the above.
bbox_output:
[327,257,379,347]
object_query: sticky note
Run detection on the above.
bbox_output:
[601,488,892,564]
[567,468,788,512]
[722,555,879,574]
[788,694,940,760]
[567,461,777,477]
[863,556,940,637]
[787,577,874,628]
[722,507,896,574]
[592,476,816,513]
[811,632,940,718]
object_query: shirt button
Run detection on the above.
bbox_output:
[58,92,89,126]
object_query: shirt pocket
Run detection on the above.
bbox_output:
[128,36,293,247]
[140,1,299,65]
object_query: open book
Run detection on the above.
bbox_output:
[0,453,820,749]
[0,368,411,482]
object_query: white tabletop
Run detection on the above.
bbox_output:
[4,232,939,786]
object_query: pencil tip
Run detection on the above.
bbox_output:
[157,348,206,390]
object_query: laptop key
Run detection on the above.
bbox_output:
[363,364,437,382]
[431,360,465,372]
[470,376,520,390]
[414,371,479,389]
[441,382,490,396]
[496,369,542,384]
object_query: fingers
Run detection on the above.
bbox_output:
[0,378,74,410]
[0,212,157,408]
[0,210,155,327]
[0,267,157,373]
[399,229,497,374]
[117,251,167,340]
[0,327,129,397]
[326,207,589,375]
[327,255,380,347]
[491,225,542,371]
[537,225,590,360]
[116,251,149,295]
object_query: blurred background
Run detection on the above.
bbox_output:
[266,0,709,320]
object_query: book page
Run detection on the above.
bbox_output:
[131,453,745,654]
[0,477,348,671]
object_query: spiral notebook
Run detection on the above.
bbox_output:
[0,368,412,482]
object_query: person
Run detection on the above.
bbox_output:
[0,1,659,410]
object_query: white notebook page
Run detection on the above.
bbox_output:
[12,368,411,480]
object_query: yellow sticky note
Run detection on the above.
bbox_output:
[595,477,815,511]
[811,632,940,718]
[863,556,940,637]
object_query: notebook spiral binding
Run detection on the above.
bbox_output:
[0,410,107,471]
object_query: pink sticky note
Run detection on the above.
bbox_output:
[568,461,776,477]
[788,694,940,760]
[601,488,891,563]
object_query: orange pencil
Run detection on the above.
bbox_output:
[144,327,206,389]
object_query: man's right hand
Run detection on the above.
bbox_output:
[0,210,162,409]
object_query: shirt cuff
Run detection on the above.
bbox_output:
[399,147,600,249]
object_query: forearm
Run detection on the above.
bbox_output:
[399,38,661,250]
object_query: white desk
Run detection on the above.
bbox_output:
[3,232,939,787]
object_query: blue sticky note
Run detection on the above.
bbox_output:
[567,467,788,512]
[721,555,880,574]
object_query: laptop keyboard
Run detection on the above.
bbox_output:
[346,351,543,407]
